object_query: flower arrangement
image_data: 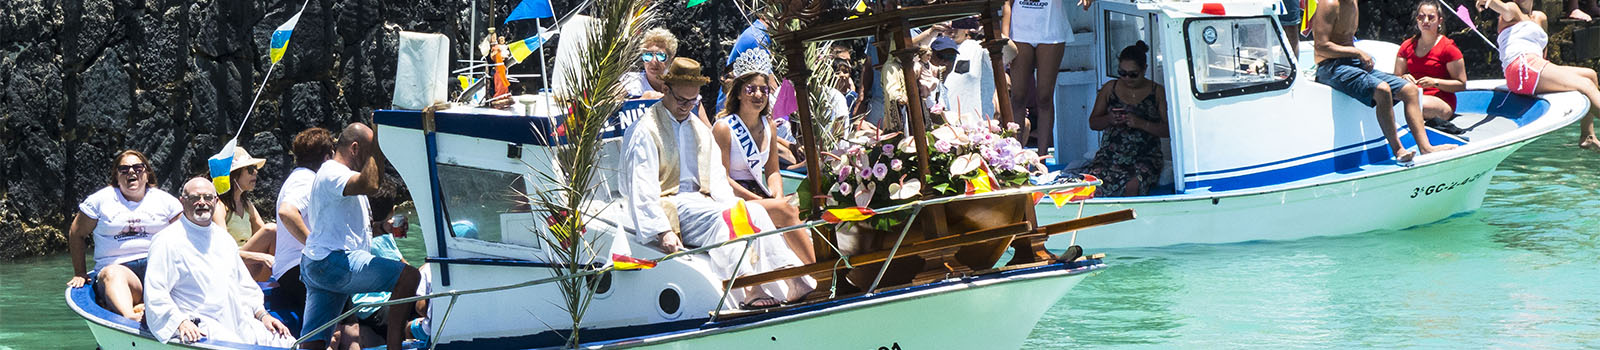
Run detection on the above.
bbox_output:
[811,118,1045,230]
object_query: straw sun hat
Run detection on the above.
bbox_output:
[230,147,266,173]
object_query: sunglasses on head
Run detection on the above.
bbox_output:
[182,193,218,202]
[117,163,148,174]
[743,85,772,95]
[641,52,668,63]
[1118,69,1142,78]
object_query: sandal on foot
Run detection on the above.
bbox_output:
[740,296,782,310]
[1425,118,1467,135]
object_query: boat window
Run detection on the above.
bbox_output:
[436,164,532,245]
[1104,10,1150,78]
[1183,17,1295,99]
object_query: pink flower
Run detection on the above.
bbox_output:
[837,166,852,182]
[1007,122,1021,132]
[935,140,953,153]
[890,159,903,171]
[883,144,895,154]
[873,163,889,180]
[839,182,852,194]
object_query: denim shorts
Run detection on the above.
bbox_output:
[1279,0,1303,27]
[1316,57,1410,108]
[92,257,149,307]
[299,249,405,342]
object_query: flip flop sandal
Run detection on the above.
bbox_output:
[740,296,782,310]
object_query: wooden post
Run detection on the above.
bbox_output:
[781,36,837,262]
[892,21,934,184]
[980,5,1015,126]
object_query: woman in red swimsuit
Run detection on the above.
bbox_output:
[1394,1,1468,134]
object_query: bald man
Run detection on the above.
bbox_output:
[143,177,292,345]
[299,122,421,350]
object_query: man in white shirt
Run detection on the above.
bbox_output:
[144,177,293,346]
[271,127,334,316]
[298,122,421,350]
[621,58,812,308]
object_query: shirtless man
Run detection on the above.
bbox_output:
[1313,0,1455,162]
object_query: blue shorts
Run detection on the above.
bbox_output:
[299,250,405,342]
[1316,58,1410,108]
[1279,0,1302,26]
[92,257,149,307]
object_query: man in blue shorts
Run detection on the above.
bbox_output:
[1312,0,1454,162]
[1279,0,1302,51]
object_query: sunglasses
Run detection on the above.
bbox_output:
[668,92,701,106]
[181,193,218,202]
[117,163,148,174]
[1415,14,1439,21]
[641,52,668,63]
[743,85,773,95]
[1118,69,1142,78]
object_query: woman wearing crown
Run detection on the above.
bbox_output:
[712,47,817,264]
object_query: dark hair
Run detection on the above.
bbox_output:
[716,73,773,119]
[1406,1,1445,53]
[220,166,254,216]
[291,127,335,170]
[1118,41,1150,70]
[108,150,157,187]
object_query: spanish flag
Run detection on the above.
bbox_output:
[1046,174,1099,208]
[611,253,657,270]
[724,200,761,239]
[268,1,308,64]
[207,138,237,194]
[1300,0,1317,36]
[821,207,876,223]
[965,167,996,194]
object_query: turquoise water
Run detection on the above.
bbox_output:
[4,126,1598,349]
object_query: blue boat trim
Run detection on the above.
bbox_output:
[425,257,601,269]
[426,132,452,286]
[66,277,285,350]
[1183,128,1467,191]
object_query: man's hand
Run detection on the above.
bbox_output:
[1401,74,1417,84]
[67,275,89,288]
[657,231,684,253]
[1359,51,1374,71]
[261,314,292,337]
[1078,0,1093,10]
[177,319,207,343]
[641,90,664,100]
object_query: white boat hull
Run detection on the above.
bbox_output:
[1039,141,1522,249]
[590,264,1098,350]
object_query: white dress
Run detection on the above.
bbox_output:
[719,114,772,191]
[1010,0,1075,45]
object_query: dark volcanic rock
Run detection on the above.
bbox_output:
[4,132,68,221]
[5,0,63,44]
[7,42,66,136]
[188,56,246,136]
[132,8,192,88]
[60,0,123,68]
[73,50,134,132]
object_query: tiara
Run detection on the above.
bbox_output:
[729,47,774,78]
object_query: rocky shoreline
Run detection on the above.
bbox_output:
[2,0,1595,260]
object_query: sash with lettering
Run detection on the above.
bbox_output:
[721,115,769,194]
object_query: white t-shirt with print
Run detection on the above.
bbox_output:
[302,160,371,261]
[78,186,183,270]
[271,167,316,279]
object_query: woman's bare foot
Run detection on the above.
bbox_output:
[1568,9,1595,21]
[1579,135,1600,152]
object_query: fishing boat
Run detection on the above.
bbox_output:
[66,0,1131,348]
[771,0,1593,249]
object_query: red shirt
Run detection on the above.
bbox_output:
[1398,36,1464,110]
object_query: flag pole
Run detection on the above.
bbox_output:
[538,18,553,117]
[234,62,279,140]
[1439,0,1497,50]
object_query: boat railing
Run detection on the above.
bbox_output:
[293,181,1108,349]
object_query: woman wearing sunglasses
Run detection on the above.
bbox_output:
[713,57,816,264]
[214,147,279,281]
[623,28,679,100]
[1394,1,1468,134]
[1083,41,1168,197]
[66,150,184,321]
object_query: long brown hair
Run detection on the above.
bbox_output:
[220,167,254,215]
[715,72,773,120]
[1406,1,1445,54]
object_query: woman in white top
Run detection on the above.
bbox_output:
[1481,0,1600,150]
[214,147,278,281]
[714,69,817,264]
[66,150,184,321]
[1003,0,1092,154]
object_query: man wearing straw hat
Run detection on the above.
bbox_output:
[620,57,814,309]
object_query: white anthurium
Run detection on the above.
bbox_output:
[897,135,918,153]
[854,182,877,208]
[951,153,983,175]
[931,124,970,145]
[889,178,921,200]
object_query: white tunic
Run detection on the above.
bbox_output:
[271,167,316,280]
[77,186,183,270]
[144,216,292,346]
[1497,21,1548,70]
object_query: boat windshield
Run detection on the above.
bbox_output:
[436,163,539,247]
[1184,16,1294,99]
